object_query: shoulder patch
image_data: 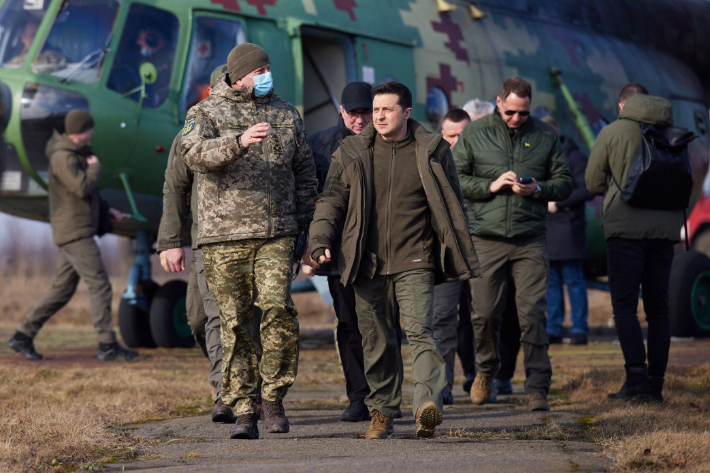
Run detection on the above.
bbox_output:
[182,116,196,136]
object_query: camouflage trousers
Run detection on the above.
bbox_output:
[202,236,298,415]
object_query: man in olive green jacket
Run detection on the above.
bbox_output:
[454,77,572,411]
[7,110,137,362]
[586,84,683,403]
[309,82,480,440]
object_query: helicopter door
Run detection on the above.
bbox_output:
[300,28,356,134]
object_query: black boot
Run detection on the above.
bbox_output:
[608,365,651,402]
[648,376,664,403]
[7,332,43,360]
[97,342,138,361]
[341,400,370,422]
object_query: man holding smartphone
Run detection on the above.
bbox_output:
[453,77,572,411]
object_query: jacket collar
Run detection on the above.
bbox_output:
[492,107,533,135]
[212,74,274,105]
[348,119,444,156]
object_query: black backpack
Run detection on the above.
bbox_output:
[613,123,696,211]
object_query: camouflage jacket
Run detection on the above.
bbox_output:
[181,75,318,246]
[156,133,198,252]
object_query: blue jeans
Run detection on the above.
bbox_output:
[546,260,588,337]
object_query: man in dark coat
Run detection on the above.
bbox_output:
[541,117,593,346]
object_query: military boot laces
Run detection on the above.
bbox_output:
[230,413,259,440]
[7,332,42,360]
[97,342,138,361]
[364,410,394,439]
[263,400,289,433]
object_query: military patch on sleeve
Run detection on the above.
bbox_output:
[182,116,196,136]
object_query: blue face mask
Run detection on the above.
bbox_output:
[252,71,273,97]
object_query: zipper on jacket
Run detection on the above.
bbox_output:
[260,103,273,238]
[386,142,395,275]
[506,131,514,238]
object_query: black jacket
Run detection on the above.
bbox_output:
[308,118,353,276]
[546,137,593,261]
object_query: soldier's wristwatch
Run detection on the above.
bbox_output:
[533,184,542,199]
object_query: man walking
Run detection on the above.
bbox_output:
[182,43,318,439]
[309,82,480,439]
[7,110,137,362]
[586,84,683,402]
[454,77,572,411]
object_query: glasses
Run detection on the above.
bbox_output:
[345,110,373,119]
[504,110,530,117]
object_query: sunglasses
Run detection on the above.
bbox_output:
[504,110,531,117]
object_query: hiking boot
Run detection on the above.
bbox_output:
[526,392,550,411]
[230,413,259,439]
[364,410,394,439]
[263,400,289,433]
[97,342,138,361]
[442,390,454,406]
[648,376,664,403]
[470,376,493,405]
[495,378,513,395]
[212,398,236,424]
[462,374,475,394]
[608,366,651,401]
[415,401,443,438]
[341,400,370,422]
[255,396,264,420]
[7,332,42,360]
[571,333,588,345]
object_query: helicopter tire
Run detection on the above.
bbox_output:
[149,280,195,349]
[670,250,710,338]
[118,280,160,348]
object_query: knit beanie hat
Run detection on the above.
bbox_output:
[226,43,269,84]
[65,110,94,135]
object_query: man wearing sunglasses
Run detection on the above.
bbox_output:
[453,77,572,412]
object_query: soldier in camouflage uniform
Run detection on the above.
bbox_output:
[182,43,318,440]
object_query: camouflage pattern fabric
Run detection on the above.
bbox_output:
[202,236,298,415]
[181,74,318,246]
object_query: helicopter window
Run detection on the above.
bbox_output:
[0,0,48,68]
[426,87,449,129]
[182,16,245,112]
[107,4,179,108]
[33,0,119,82]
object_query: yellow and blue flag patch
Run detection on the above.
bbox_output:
[182,116,196,136]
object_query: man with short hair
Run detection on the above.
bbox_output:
[309,82,480,439]
[433,108,471,405]
[7,110,137,362]
[586,83,682,403]
[307,82,375,422]
[182,43,318,439]
[454,77,572,412]
[157,65,236,424]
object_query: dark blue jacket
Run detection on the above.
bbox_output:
[308,117,353,275]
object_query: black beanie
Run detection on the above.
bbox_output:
[65,110,94,135]
[227,43,269,84]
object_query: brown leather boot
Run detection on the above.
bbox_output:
[526,392,550,411]
[212,398,236,424]
[364,410,394,439]
[470,376,493,405]
[415,401,442,438]
[229,413,259,439]
[263,400,290,433]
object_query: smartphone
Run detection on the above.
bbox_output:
[518,177,533,184]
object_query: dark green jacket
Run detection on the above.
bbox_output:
[156,133,198,252]
[46,131,104,246]
[309,120,481,286]
[453,111,572,238]
[585,94,683,241]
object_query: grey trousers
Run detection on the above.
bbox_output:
[353,269,446,418]
[20,237,116,344]
[470,235,552,396]
[432,281,464,396]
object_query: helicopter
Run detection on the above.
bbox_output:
[1,0,709,346]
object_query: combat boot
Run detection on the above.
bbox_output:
[462,374,475,394]
[441,390,454,406]
[648,376,664,403]
[97,342,138,361]
[495,378,513,395]
[341,400,370,422]
[263,400,290,433]
[470,376,493,405]
[526,392,550,411]
[7,331,42,360]
[364,410,394,439]
[230,413,259,439]
[608,365,651,402]
[212,398,236,423]
[415,401,443,438]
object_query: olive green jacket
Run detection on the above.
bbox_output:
[585,94,683,241]
[309,120,481,286]
[156,133,198,252]
[46,131,104,246]
[453,111,573,238]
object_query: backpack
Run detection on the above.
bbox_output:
[614,123,696,211]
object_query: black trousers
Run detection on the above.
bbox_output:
[607,238,674,378]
